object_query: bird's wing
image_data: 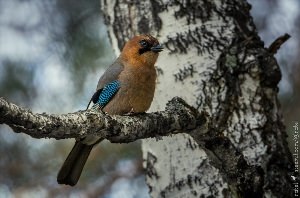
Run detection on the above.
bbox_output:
[86,58,124,109]
[97,58,124,90]
[93,80,120,108]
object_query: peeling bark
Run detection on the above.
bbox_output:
[100,0,295,197]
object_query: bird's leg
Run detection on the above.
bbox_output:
[124,108,136,116]
[124,109,147,116]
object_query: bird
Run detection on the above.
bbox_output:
[57,34,163,186]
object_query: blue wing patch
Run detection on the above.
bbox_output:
[96,80,120,108]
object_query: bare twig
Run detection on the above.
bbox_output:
[268,33,291,54]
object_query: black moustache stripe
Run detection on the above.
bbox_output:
[139,47,151,55]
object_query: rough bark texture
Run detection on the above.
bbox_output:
[0,97,207,142]
[100,0,294,197]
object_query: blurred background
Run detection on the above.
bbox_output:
[0,0,299,197]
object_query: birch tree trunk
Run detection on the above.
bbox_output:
[100,0,294,197]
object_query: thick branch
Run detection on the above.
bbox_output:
[0,96,264,196]
[0,97,207,142]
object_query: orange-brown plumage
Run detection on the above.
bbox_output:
[103,34,161,114]
[121,34,161,67]
[57,34,163,186]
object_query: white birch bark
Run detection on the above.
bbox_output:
[100,0,294,197]
[0,0,295,197]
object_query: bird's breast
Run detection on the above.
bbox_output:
[103,66,156,115]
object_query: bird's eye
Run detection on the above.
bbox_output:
[140,40,148,48]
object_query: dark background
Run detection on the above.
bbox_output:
[0,0,299,197]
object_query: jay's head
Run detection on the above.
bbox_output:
[121,34,163,67]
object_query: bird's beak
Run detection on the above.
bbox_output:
[151,44,163,53]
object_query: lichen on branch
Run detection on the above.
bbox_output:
[0,97,207,142]
[0,96,265,196]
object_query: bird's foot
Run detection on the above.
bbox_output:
[124,109,146,116]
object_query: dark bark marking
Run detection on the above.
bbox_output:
[171,0,214,25]
[138,16,150,34]
[224,0,258,41]
[258,53,281,89]
[112,0,130,49]
[164,25,229,56]
[155,66,164,76]
[186,137,198,150]
[203,136,264,198]
[100,0,295,196]
[191,1,294,196]
[146,151,159,179]
[254,48,293,197]
[149,0,163,32]
[100,0,164,51]
[173,63,197,82]
[160,174,222,198]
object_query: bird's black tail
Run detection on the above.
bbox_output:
[57,141,94,186]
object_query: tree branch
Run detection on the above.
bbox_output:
[0,97,208,142]
[268,33,291,55]
[0,96,264,196]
